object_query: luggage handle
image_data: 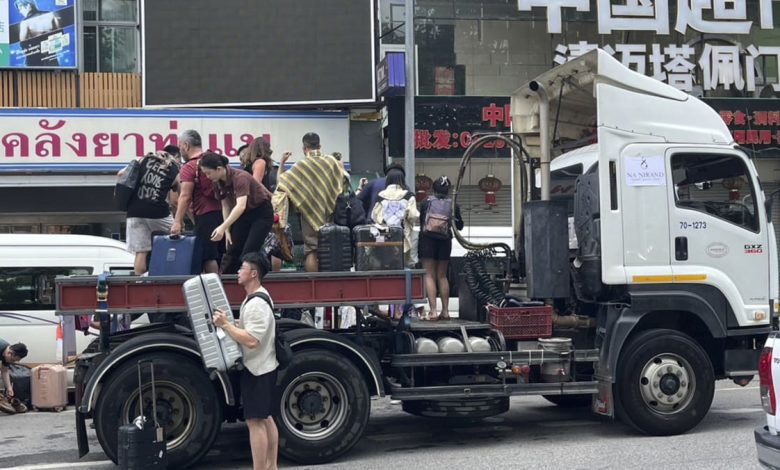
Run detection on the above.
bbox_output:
[136,359,159,429]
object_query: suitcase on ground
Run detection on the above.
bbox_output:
[8,364,31,408]
[317,224,352,272]
[183,274,243,372]
[31,364,67,411]
[149,234,201,275]
[353,225,405,271]
[118,360,167,469]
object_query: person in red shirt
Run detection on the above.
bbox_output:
[171,130,224,273]
[199,152,275,274]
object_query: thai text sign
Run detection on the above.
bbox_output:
[387,96,511,158]
[0,108,349,170]
[0,0,77,69]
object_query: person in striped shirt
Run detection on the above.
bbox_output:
[276,132,343,272]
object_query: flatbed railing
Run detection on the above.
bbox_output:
[55,270,426,315]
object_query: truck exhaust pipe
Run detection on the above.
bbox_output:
[528,80,551,201]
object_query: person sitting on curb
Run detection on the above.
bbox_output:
[0,340,28,414]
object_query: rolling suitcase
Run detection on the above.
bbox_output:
[317,224,352,272]
[183,274,243,372]
[149,234,202,275]
[353,225,405,271]
[118,360,167,469]
[8,364,31,408]
[31,364,67,411]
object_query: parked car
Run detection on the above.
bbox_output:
[0,234,134,371]
[756,331,780,469]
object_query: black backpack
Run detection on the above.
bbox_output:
[334,178,367,229]
[246,291,293,370]
[114,157,145,211]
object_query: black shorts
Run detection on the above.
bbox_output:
[241,368,278,420]
[195,211,223,262]
[418,234,453,261]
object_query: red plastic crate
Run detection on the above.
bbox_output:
[488,304,552,339]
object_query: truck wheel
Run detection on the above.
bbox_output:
[94,352,222,469]
[615,328,714,436]
[402,397,509,419]
[542,394,592,408]
[275,348,370,465]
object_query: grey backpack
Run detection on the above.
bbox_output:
[422,197,452,239]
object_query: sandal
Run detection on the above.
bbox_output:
[0,396,16,415]
[9,397,27,414]
[438,314,451,321]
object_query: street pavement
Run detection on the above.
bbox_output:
[0,380,765,469]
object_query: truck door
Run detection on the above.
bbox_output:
[619,144,672,280]
[667,149,769,326]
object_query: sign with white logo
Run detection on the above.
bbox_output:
[624,155,666,186]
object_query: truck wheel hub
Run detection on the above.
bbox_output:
[638,353,694,413]
[281,372,348,441]
[124,382,195,450]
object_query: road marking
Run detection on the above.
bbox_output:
[710,407,764,414]
[14,461,113,469]
[717,386,759,392]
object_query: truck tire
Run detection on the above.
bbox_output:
[542,394,592,408]
[275,348,370,465]
[615,328,714,436]
[94,352,222,469]
[402,397,509,419]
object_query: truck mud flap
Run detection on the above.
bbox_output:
[76,410,89,457]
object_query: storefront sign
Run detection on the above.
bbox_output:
[704,98,780,152]
[0,108,349,171]
[387,96,511,158]
[518,1,780,93]
[377,51,405,97]
[0,0,77,69]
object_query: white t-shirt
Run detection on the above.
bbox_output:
[239,287,278,376]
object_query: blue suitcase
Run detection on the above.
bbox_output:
[149,235,202,275]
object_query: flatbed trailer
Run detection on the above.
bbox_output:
[56,270,600,467]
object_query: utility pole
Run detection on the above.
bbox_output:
[404,0,415,190]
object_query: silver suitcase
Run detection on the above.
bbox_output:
[183,274,243,372]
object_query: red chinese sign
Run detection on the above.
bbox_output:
[705,99,780,152]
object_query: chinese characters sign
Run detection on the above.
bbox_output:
[0,0,77,69]
[705,98,780,151]
[387,97,512,158]
[518,0,775,35]
[519,1,780,93]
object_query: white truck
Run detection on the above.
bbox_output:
[60,49,777,468]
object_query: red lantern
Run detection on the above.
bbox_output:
[478,174,502,206]
[415,174,433,203]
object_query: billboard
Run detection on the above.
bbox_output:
[0,0,77,69]
[141,0,375,107]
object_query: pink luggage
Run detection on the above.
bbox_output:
[31,364,67,411]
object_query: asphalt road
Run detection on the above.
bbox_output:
[0,380,765,469]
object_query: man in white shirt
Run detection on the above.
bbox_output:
[213,252,278,470]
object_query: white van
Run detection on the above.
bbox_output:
[0,234,135,366]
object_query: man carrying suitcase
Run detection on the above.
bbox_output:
[0,339,28,414]
[171,130,224,274]
[213,253,278,470]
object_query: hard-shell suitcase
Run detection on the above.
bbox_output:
[149,234,202,275]
[317,224,352,272]
[118,360,167,469]
[8,364,31,408]
[31,364,67,411]
[183,274,243,372]
[353,224,405,271]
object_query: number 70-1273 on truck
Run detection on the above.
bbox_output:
[57,49,777,468]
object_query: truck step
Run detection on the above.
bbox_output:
[390,381,599,400]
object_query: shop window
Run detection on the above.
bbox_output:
[672,153,758,232]
[82,0,138,72]
[0,267,92,310]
